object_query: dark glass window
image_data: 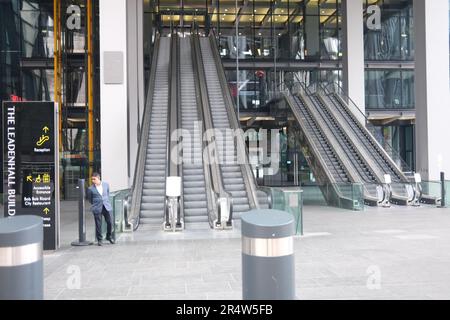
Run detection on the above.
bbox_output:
[364,0,414,61]
[365,69,414,109]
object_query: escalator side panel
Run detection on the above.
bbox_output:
[139,38,171,226]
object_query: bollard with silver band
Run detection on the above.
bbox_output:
[241,209,296,300]
[0,215,44,300]
[441,172,446,208]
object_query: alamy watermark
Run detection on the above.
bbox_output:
[366,265,382,290]
[169,123,281,175]
[366,5,382,31]
[66,265,81,290]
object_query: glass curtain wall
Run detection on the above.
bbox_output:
[364,0,414,61]
[372,124,415,169]
[0,0,101,199]
[365,69,414,109]
[212,0,341,61]
[146,1,343,111]
[364,0,415,110]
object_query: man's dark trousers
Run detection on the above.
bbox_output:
[94,205,113,241]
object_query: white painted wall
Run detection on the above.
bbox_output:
[414,0,450,180]
[342,0,366,112]
[99,0,129,191]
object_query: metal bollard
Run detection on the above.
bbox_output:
[72,179,93,246]
[441,172,446,208]
[0,215,44,300]
[241,209,296,300]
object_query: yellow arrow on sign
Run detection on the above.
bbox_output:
[43,126,50,133]
[27,176,33,183]
[43,208,50,215]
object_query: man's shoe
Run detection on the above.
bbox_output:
[106,238,115,244]
[97,240,103,246]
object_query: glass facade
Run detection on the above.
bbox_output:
[0,0,101,199]
[0,1,53,103]
[372,124,415,170]
[1,0,433,193]
[364,0,414,61]
[365,69,414,109]
[151,0,342,62]
[145,0,343,112]
[364,0,415,110]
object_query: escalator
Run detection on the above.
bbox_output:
[284,93,382,207]
[304,94,385,205]
[198,38,250,218]
[138,36,172,226]
[129,32,268,231]
[317,91,418,205]
[195,34,268,219]
[178,37,210,223]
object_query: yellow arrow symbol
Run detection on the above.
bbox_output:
[27,176,33,183]
[43,208,50,215]
[43,126,50,133]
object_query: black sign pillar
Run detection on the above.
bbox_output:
[2,102,60,251]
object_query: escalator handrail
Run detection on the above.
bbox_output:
[283,93,345,185]
[321,82,412,181]
[297,79,381,184]
[287,76,384,204]
[307,82,408,203]
[192,33,232,227]
[128,33,162,231]
[289,76,368,185]
[207,32,260,210]
[268,74,362,203]
[172,34,184,227]
[282,92,356,204]
[316,91,399,184]
[189,35,218,227]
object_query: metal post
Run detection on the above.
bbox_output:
[241,209,296,300]
[441,172,446,208]
[71,179,93,246]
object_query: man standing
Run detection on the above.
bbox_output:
[87,172,115,246]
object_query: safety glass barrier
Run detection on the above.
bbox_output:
[445,181,450,207]
[270,187,303,236]
[420,181,442,200]
[321,82,414,174]
[332,183,365,211]
[302,183,364,212]
[109,189,132,234]
[322,183,364,211]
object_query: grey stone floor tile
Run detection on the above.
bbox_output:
[206,292,242,300]
[42,202,450,300]
[186,281,233,294]
[128,284,187,296]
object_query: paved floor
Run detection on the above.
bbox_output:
[40,202,450,300]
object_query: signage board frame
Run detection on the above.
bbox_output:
[2,101,60,251]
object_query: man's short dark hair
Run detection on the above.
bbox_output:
[92,172,101,179]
